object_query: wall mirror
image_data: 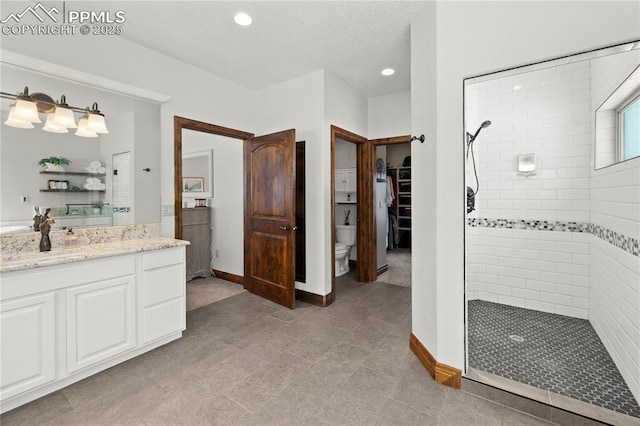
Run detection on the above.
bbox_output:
[0,62,162,234]
[182,149,213,199]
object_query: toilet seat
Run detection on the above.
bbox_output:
[335,243,348,251]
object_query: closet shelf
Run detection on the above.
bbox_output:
[40,171,106,177]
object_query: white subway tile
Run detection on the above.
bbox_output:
[486,265,513,277]
[525,300,556,314]
[556,305,588,319]
[498,275,527,288]
[540,292,571,306]
[526,280,557,293]
[486,283,513,296]
[541,271,573,285]
[512,288,541,300]
[556,283,589,297]
[513,268,542,280]
[526,240,557,251]
[498,295,526,308]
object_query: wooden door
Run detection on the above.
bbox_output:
[244,129,296,309]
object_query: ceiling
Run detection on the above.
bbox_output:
[102,1,423,99]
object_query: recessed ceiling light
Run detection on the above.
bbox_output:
[234,12,252,26]
[381,68,395,76]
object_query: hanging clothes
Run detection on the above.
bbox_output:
[386,175,395,206]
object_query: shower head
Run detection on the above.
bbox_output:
[467,120,492,145]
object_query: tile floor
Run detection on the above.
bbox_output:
[4,275,561,425]
[376,248,411,288]
[186,276,246,311]
[468,300,640,419]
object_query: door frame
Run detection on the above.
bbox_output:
[330,126,411,296]
[173,116,253,240]
[369,135,412,273]
[330,125,373,294]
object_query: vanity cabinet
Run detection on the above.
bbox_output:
[182,208,212,281]
[0,246,186,413]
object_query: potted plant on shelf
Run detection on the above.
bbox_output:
[38,156,71,172]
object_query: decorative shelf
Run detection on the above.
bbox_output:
[39,171,106,177]
[40,189,105,193]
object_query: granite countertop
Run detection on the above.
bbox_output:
[0,237,189,273]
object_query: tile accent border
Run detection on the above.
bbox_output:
[409,333,462,389]
[468,218,639,257]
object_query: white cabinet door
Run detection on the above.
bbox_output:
[0,293,56,400]
[344,168,357,193]
[66,276,136,373]
[335,170,346,192]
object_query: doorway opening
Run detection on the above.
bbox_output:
[370,139,412,288]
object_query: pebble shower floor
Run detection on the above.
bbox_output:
[468,300,640,418]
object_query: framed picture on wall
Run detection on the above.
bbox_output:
[183,177,204,193]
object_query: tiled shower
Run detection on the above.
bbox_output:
[465,43,640,419]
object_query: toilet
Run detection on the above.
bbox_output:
[335,225,357,277]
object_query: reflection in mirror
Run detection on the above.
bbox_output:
[182,150,213,199]
[0,63,161,233]
[175,121,249,279]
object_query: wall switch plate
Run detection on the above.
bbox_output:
[162,204,174,216]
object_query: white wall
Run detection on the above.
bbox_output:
[325,71,368,290]
[368,91,411,139]
[411,1,640,370]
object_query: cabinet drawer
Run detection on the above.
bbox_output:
[143,264,184,307]
[143,298,185,344]
[143,247,184,271]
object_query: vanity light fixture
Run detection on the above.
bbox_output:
[42,113,69,133]
[1,86,107,138]
[75,110,98,138]
[86,102,108,134]
[381,68,395,76]
[51,95,77,129]
[234,12,252,26]
[10,87,41,123]
[4,105,34,128]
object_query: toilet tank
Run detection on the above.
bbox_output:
[336,225,357,245]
